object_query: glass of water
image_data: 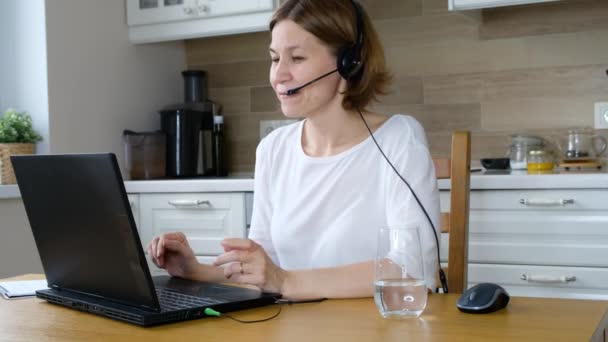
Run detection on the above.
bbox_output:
[374,225,427,319]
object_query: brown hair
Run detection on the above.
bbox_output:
[269,0,392,111]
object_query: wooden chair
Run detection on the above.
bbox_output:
[433,131,471,294]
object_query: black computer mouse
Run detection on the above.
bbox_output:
[456,283,510,314]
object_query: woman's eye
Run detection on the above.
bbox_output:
[270,56,304,64]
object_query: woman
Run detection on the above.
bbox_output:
[147,0,440,300]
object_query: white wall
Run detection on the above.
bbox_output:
[0,0,50,154]
[0,2,17,113]
[0,0,186,277]
[2,0,184,167]
[0,199,42,278]
[45,0,186,173]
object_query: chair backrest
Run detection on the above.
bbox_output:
[433,131,471,294]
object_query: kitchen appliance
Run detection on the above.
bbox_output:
[160,70,221,178]
[123,130,166,180]
[553,128,607,161]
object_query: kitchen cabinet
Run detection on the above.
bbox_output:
[245,191,253,234]
[440,188,608,300]
[126,0,278,43]
[448,0,559,11]
[135,192,247,275]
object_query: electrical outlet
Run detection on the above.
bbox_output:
[595,102,608,129]
[259,120,298,141]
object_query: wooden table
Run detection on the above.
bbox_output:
[1,275,607,341]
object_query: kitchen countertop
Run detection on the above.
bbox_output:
[0,176,255,200]
[124,177,255,193]
[438,169,608,190]
[1,170,608,199]
[0,185,20,199]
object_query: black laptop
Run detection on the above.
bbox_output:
[11,153,280,326]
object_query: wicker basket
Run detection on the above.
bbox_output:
[0,143,35,184]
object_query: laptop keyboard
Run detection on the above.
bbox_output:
[155,288,224,311]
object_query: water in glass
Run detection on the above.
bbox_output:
[375,226,427,318]
[374,279,427,318]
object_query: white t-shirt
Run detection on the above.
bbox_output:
[248,114,440,289]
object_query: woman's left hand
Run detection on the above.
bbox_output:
[213,238,287,294]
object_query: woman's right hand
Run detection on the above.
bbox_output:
[146,232,199,279]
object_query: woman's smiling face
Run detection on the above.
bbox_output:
[269,20,344,118]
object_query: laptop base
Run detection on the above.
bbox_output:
[37,276,279,326]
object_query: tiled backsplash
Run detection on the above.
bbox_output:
[186,0,608,173]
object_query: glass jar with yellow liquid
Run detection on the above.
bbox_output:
[527,149,554,172]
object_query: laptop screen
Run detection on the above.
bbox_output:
[12,153,160,311]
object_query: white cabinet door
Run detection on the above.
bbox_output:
[127,0,191,26]
[127,0,275,26]
[245,191,253,233]
[127,0,277,43]
[441,189,608,266]
[139,192,246,256]
[449,0,559,11]
[468,264,608,300]
[440,188,608,299]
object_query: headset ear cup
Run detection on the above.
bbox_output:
[337,47,361,80]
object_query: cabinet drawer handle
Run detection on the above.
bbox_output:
[168,200,211,208]
[520,273,576,283]
[519,198,575,206]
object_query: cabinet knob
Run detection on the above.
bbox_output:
[183,7,195,15]
[168,199,211,208]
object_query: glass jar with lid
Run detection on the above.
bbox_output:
[527,148,554,172]
[508,134,544,170]
[509,143,528,169]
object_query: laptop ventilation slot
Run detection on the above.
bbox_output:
[37,291,144,325]
[147,310,189,325]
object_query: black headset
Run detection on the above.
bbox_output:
[285,0,365,96]
[337,0,365,80]
[343,0,450,293]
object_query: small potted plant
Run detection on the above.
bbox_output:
[0,108,43,184]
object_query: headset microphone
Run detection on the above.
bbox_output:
[285,69,339,96]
